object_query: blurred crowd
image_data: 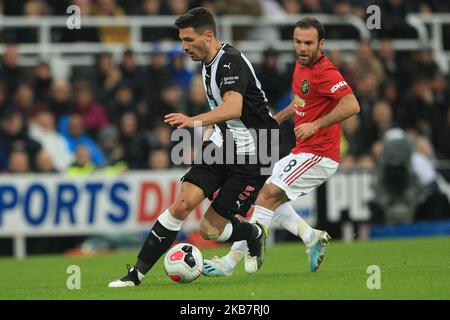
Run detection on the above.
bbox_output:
[1,0,450,43]
[0,0,450,176]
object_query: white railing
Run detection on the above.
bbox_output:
[0,14,448,73]
[406,13,450,74]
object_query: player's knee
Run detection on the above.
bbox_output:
[257,185,283,208]
[199,218,220,240]
[171,198,194,219]
[258,186,277,203]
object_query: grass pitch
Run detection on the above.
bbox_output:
[0,236,449,300]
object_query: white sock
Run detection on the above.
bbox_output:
[225,205,274,269]
[223,249,245,270]
[251,205,274,228]
[158,209,183,231]
[272,202,314,244]
[136,270,145,281]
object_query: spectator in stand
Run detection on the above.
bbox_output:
[30,61,53,104]
[257,48,289,109]
[377,38,401,82]
[0,108,42,169]
[6,0,47,43]
[280,0,302,39]
[164,0,190,16]
[34,149,57,173]
[0,1,4,42]
[7,150,30,173]
[186,75,209,117]
[301,0,328,13]
[434,107,450,160]
[350,41,385,85]
[197,0,219,15]
[431,72,450,116]
[363,100,397,160]
[97,125,127,169]
[378,0,417,39]
[119,49,143,99]
[168,48,194,95]
[328,0,360,39]
[141,0,176,42]
[92,0,130,44]
[411,135,450,221]
[150,120,174,150]
[0,44,24,94]
[59,114,107,167]
[108,82,136,125]
[93,52,123,105]
[381,81,400,116]
[147,147,171,170]
[0,82,8,112]
[354,72,380,130]
[142,47,172,104]
[13,83,45,121]
[48,79,73,123]
[158,83,185,116]
[118,111,150,169]
[215,0,262,40]
[72,81,109,137]
[407,49,439,83]
[244,0,286,42]
[398,77,441,140]
[340,114,370,170]
[67,144,96,175]
[29,110,73,172]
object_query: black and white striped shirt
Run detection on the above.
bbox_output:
[202,43,278,156]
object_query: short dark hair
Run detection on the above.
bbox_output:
[295,17,325,41]
[174,7,216,35]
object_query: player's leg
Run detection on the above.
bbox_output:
[109,157,223,287]
[207,153,337,275]
[242,182,289,273]
[265,153,337,272]
[204,154,293,275]
[202,171,270,276]
[223,201,317,271]
[108,181,205,287]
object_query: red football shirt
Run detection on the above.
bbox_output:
[291,53,353,163]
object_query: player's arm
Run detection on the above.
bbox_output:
[164,91,242,128]
[295,93,360,140]
[202,125,214,141]
[273,100,296,124]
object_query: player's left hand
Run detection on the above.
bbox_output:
[294,122,320,140]
[164,113,194,128]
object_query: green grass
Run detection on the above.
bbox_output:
[1,236,449,300]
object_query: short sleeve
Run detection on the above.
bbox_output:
[217,55,248,97]
[316,68,353,101]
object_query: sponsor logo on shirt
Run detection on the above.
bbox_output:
[330,81,348,93]
[294,95,306,116]
[301,80,310,94]
[222,76,239,86]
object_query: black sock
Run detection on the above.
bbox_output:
[226,217,261,242]
[135,221,178,275]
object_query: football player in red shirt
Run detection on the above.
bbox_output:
[203,17,360,276]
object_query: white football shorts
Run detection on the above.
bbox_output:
[266,152,339,200]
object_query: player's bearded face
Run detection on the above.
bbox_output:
[179,28,208,62]
[293,27,324,66]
